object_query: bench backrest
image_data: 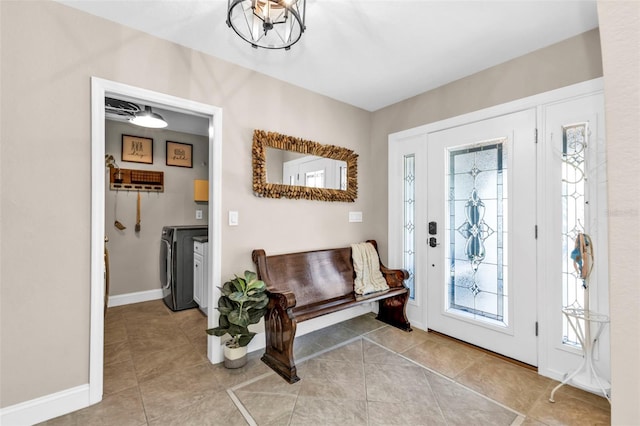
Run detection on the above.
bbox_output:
[253,247,356,308]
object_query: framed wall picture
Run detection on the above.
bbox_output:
[166,141,193,168]
[121,135,153,164]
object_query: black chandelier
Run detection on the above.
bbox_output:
[227,0,306,50]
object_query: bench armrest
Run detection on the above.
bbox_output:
[380,265,409,288]
[365,240,409,289]
[266,289,297,310]
[253,249,298,310]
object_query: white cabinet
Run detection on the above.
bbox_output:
[193,240,208,315]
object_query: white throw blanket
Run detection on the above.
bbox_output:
[351,242,389,295]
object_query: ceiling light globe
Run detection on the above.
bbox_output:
[129,106,168,129]
[227,0,306,50]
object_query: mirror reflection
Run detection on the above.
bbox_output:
[266,148,348,190]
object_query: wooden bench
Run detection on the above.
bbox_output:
[252,240,412,383]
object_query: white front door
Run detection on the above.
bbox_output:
[426,109,538,365]
[389,80,606,376]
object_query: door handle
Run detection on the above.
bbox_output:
[429,237,439,248]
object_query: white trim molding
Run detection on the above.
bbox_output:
[108,289,164,307]
[0,385,90,426]
[90,77,223,413]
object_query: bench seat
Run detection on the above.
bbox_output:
[291,288,408,322]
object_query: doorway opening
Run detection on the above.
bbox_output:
[90,77,223,404]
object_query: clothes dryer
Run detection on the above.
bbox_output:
[160,225,208,311]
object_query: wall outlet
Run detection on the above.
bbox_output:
[195,209,203,220]
[349,211,363,222]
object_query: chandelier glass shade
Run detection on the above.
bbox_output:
[227,0,306,50]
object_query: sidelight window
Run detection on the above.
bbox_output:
[403,154,416,300]
[561,123,588,347]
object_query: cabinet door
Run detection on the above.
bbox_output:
[193,253,203,306]
[201,244,208,311]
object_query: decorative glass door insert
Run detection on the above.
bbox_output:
[447,139,508,327]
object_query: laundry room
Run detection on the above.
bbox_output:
[104,98,209,309]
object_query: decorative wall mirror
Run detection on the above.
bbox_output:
[252,130,358,202]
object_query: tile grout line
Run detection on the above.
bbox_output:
[510,415,527,426]
[450,350,490,383]
[360,339,372,426]
[126,315,152,425]
[226,388,258,426]
[286,388,299,426]
[294,334,364,364]
[228,336,367,425]
[350,324,388,337]
[135,383,152,426]
[229,371,276,392]
[361,336,527,420]
[420,362,449,424]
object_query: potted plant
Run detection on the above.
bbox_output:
[206,270,269,368]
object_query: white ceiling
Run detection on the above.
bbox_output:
[58,0,599,112]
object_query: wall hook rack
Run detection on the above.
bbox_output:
[109,168,164,192]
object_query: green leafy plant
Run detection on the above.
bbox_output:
[206,270,269,348]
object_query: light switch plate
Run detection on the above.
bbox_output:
[229,210,239,226]
[349,211,363,222]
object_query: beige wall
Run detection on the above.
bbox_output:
[369,29,603,260]
[0,0,371,407]
[105,121,208,296]
[597,1,640,423]
[2,0,637,422]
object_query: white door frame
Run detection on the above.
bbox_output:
[388,78,605,377]
[90,77,223,404]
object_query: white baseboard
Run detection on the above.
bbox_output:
[295,304,373,337]
[208,304,375,364]
[245,304,373,356]
[0,384,90,426]
[108,289,163,307]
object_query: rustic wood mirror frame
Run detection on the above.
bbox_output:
[252,130,358,202]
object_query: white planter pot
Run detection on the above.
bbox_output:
[223,343,248,369]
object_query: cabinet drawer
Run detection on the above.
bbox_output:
[194,242,206,254]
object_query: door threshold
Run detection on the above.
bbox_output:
[427,329,537,371]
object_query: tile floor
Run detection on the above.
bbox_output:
[41,300,610,425]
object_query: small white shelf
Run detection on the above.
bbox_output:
[549,308,611,404]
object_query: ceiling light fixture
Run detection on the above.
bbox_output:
[227,0,306,50]
[129,106,168,129]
